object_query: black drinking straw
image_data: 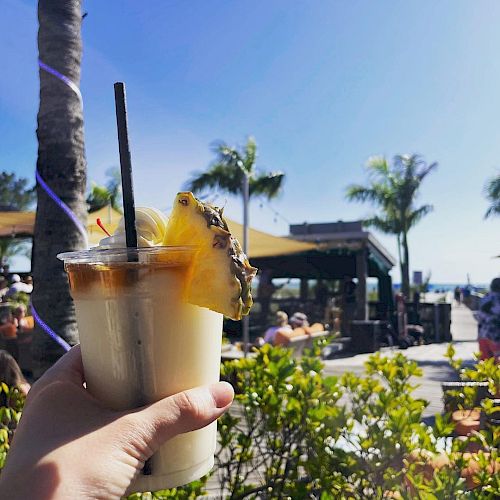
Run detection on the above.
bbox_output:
[114,82,138,251]
[113,82,152,475]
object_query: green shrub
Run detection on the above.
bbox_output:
[216,345,499,499]
[1,344,498,498]
[0,383,25,470]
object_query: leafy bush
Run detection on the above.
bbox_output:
[126,478,207,499]
[0,383,25,470]
[1,344,498,498]
[216,344,499,499]
[4,291,30,311]
[217,342,348,498]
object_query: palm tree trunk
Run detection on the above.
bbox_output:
[401,230,410,299]
[32,0,87,377]
[396,233,404,296]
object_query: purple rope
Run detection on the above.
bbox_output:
[34,171,87,350]
[35,170,88,243]
[38,60,83,105]
[31,301,71,352]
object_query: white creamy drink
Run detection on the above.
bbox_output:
[64,249,222,491]
[59,196,257,493]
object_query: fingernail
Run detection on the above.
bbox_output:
[209,382,234,408]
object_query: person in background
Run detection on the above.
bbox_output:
[0,278,9,300]
[396,292,426,346]
[263,311,292,344]
[6,274,33,297]
[314,279,329,308]
[0,349,30,400]
[289,312,309,329]
[477,277,500,362]
[341,275,357,336]
[0,311,18,362]
[2,264,10,280]
[454,286,462,305]
[12,305,28,332]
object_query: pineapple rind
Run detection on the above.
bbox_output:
[163,192,256,320]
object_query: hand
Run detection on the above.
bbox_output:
[0,345,233,499]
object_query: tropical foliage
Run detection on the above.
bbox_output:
[87,167,122,213]
[0,172,35,211]
[185,137,285,201]
[483,173,500,219]
[346,154,437,298]
[0,384,25,470]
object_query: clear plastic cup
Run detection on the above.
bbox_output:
[58,247,223,492]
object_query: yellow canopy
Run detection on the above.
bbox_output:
[0,208,315,258]
[225,219,315,258]
[0,211,36,237]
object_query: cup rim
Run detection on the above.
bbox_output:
[57,245,197,264]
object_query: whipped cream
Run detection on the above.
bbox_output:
[98,207,168,248]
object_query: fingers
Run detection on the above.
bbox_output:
[134,382,234,452]
[29,345,84,400]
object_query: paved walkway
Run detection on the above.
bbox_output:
[322,304,478,417]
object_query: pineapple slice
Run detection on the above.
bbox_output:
[164,192,257,320]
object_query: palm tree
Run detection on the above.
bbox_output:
[186,137,285,202]
[346,154,437,298]
[31,0,87,377]
[484,173,500,218]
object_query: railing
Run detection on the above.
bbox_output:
[463,291,486,311]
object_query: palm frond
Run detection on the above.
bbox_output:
[364,215,401,235]
[485,202,500,218]
[244,137,257,173]
[249,171,285,199]
[185,163,243,196]
[366,156,390,178]
[483,173,500,218]
[416,161,438,181]
[345,183,392,206]
[407,204,433,228]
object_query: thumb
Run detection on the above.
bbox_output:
[133,382,234,454]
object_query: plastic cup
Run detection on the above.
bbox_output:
[58,247,223,492]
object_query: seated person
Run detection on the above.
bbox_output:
[0,349,30,399]
[0,312,19,362]
[12,305,30,332]
[0,278,9,300]
[6,274,33,297]
[263,311,292,344]
[274,312,324,346]
[289,312,309,329]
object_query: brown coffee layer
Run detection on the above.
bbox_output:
[66,262,190,297]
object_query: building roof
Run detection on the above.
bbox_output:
[289,220,396,270]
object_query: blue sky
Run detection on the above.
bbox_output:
[1,0,499,282]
